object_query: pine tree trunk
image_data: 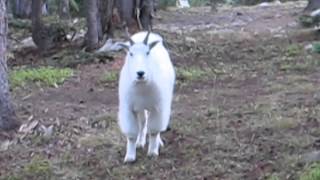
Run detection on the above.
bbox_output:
[0,0,19,131]
[304,0,320,12]
[98,0,114,38]
[32,0,51,52]
[86,0,99,51]
[59,0,70,19]
[140,0,153,30]
[13,0,32,18]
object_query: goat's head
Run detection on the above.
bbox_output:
[121,31,160,84]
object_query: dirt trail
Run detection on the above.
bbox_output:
[1,1,320,180]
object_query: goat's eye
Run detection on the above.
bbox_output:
[129,52,133,56]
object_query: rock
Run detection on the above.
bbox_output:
[176,0,190,8]
[185,36,196,43]
[96,39,124,53]
[305,44,313,51]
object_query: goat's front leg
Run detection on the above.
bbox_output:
[136,110,148,148]
[118,109,139,163]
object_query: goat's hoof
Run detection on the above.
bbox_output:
[136,141,146,149]
[124,155,136,163]
[147,150,159,158]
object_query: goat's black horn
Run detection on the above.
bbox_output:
[143,31,151,45]
[128,38,134,46]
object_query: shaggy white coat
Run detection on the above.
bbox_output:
[118,31,175,163]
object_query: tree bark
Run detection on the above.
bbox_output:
[0,0,19,131]
[85,0,100,51]
[210,0,218,12]
[32,0,50,52]
[115,0,154,33]
[59,0,70,19]
[98,0,114,38]
[304,0,320,12]
[139,0,153,30]
[13,0,32,18]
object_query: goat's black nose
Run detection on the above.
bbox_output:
[137,71,145,78]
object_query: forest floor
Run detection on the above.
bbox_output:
[2,1,320,180]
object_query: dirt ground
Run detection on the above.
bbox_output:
[2,1,320,179]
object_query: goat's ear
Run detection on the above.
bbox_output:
[149,41,160,51]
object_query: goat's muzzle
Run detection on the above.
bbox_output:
[136,71,145,80]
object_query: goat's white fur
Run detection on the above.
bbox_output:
[118,31,175,163]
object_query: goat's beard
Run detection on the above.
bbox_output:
[134,78,148,84]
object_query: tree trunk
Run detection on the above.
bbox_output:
[59,0,70,19]
[304,0,320,12]
[140,0,153,30]
[98,0,114,38]
[0,0,19,131]
[116,0,153,33]
[210,0,217,12]
[85,0,100,51]
[6,0,13,15]
[13,0,32,18]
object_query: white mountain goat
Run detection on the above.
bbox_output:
[118,31,175,163]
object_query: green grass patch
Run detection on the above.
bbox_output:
[176,67,211,82]
[2,156,54,180]
[23,157,53,179]
[9,67,73,88]
[99,70,118,84]
[300,163,320,180]
[267,174,280,180]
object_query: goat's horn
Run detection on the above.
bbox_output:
[143,31,151,45]
[128,38,134,46]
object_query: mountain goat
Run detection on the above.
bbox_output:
[118,31,175,163]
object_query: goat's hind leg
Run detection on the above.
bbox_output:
[147,111,164,157]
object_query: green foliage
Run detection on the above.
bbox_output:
[190,0,211,6]
[299,15,316,27]
[299,12,320,28]
[9,67,73,88]
[312,42,320,54]
[71,0,86,17]
[300,163,320,180]
[158,0,176,9]
[286,44,301,57]
[70,0,80,12]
